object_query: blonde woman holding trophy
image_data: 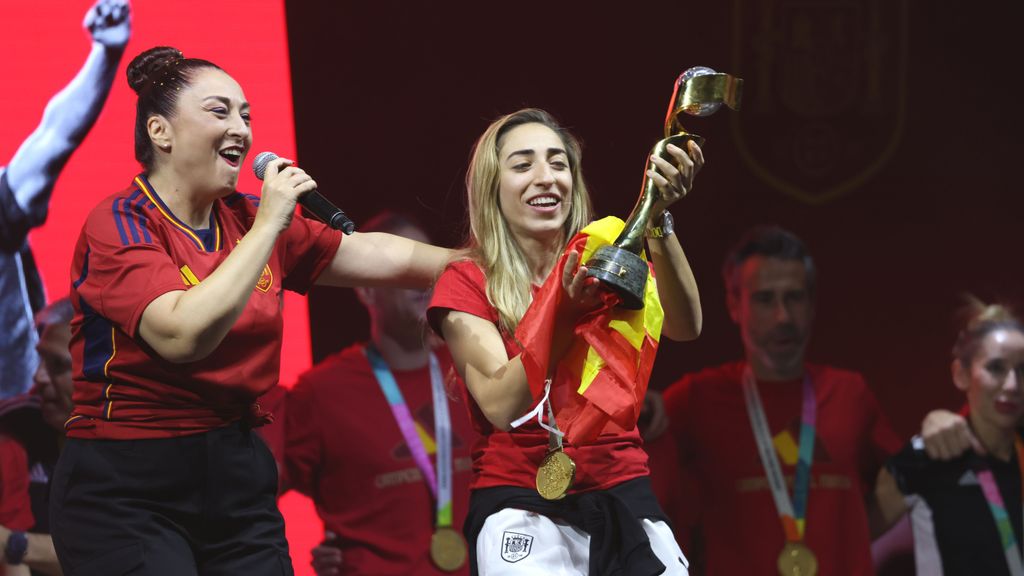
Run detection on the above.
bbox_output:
[428,101,707,574]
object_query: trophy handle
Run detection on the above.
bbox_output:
[585,68,742,310]
[614,132,707,255]
[586,133,705,310]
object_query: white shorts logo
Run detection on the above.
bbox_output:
[500,531,533,563]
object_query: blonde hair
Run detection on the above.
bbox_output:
[463,109,593,333]
[952,295,1024,365]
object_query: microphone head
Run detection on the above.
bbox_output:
[252,151,279,180]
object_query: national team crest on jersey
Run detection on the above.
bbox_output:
[500,531,533,563]
[256,264,273,292]
[730,0,909,204]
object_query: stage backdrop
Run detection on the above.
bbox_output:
[287,0,1021,440]
[8,1,1021,575]
[2,1,320,573]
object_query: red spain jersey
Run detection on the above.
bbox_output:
[285,344,476,575]
[427,260,649,493]
[659,362,902,576]
[66,174,342,440]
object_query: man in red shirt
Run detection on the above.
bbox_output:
[656,226,902,575]
[285,213,476,575]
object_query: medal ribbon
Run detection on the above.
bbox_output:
[510,378,565,440]
[366,346,454,528]
[974,436,1024,576]
[742,367,816,543]
[510,378,567,453]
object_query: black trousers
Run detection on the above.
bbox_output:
[50,422,293,576]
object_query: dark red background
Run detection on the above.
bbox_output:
[286,0,1021,439]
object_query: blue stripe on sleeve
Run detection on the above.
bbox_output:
[111,197,130,246]
[72,247,91,289]
[130,192,153,243]
[122,196,142,245]
[79,298,113,382]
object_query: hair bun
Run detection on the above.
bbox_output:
[952,294,1022,361]
[127,46,185,95]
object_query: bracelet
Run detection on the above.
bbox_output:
[4,530,27,565]
[647,210,675,239]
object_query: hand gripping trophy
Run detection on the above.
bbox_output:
[586,67,742,308]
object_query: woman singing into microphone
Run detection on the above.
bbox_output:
[50,46,449,575]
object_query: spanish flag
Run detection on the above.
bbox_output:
[516,217,664,445]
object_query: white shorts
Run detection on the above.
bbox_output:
[475,507,689,575]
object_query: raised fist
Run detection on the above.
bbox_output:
[84,0,131,49]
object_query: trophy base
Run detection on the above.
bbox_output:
[585,245,648,310]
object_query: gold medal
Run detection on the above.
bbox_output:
[536,449,576,500]
[430,526,467,572]
[777,542,818,576]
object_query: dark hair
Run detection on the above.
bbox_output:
[722,226,816,295]
[126,46,221,170]
[35,297,73,333]
[952,296,1024,365]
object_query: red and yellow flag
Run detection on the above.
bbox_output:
[516,217,663,445]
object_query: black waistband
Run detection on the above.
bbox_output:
[464,476,669,576]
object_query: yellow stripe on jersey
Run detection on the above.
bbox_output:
[180,265,201,286]
[102,328,117,420]
[103,327,116,378]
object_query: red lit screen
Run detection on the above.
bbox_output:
[2,1,319,572]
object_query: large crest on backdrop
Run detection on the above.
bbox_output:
[730,0,908,205]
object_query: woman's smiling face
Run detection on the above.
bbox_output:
[496,122,573,245]
[162,67,252,196]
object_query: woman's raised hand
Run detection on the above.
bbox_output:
[646,139,704,218]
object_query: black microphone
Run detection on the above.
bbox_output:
[252,151,356,234]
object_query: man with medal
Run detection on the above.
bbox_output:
[658,226,903,575]
[284,212,475,575]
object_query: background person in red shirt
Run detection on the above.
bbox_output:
[656,226,902,575]
[284,212,476,575]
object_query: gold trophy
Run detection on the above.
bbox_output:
[586,67,743,308]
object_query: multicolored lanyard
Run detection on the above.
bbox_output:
[742,366,816,543]
[365,345,454,529]
[975,436,1024,576]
